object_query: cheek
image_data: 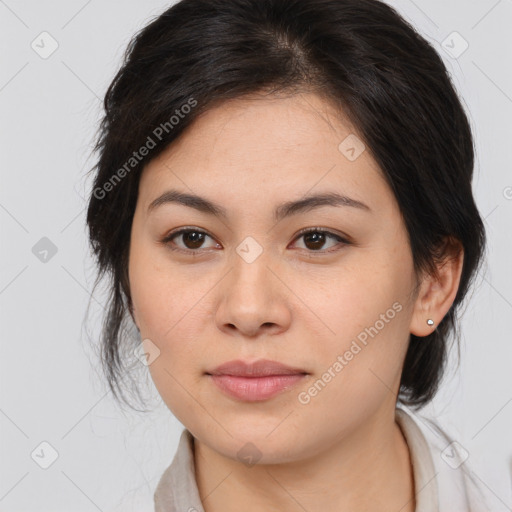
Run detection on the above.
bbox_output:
[299,260,409,345]
[129,239,199,337]
[128,249,222,402]
[296,250,414,392]
[132,261,209,421]
[293,287,409,430]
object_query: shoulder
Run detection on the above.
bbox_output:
[396,406,497,512]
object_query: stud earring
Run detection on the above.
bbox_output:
[426,319,434,326]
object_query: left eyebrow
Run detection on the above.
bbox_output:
[147,189,371,222]
[274,192,371,222]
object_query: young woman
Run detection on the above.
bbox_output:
[85,0,494,510]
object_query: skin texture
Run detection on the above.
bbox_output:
[128,92,464,511]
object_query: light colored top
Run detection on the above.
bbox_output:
[154,407,495,511]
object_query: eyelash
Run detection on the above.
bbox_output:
[160,226,351,256]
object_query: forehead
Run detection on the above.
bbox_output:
[155,92,356,164]
[138,92,394,216]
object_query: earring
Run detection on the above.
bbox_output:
[426,319,434,326]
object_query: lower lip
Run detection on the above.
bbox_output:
[208,374,307,401]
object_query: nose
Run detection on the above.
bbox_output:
[214,250,292,338]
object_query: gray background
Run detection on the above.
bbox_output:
[1,0,511,510]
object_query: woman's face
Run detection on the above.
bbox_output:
[128,92,421,462]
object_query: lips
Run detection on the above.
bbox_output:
[206,359,309,402]
[206,359,308,377]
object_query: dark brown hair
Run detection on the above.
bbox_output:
[85,0,486,411]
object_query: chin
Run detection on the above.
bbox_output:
[193,419,316,466]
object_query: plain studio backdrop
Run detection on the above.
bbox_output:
[0,0,511,510]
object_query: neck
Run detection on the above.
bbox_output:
[193,406,415,512]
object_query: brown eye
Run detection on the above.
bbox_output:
[162,228,220,253]
[303,231,327,250]
[292,228,349,253]
[179,230,206,249]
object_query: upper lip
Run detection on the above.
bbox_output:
[207,359,308,377]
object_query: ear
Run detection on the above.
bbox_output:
[410,237,464,337]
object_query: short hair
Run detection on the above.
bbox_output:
[85,0,486,411]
